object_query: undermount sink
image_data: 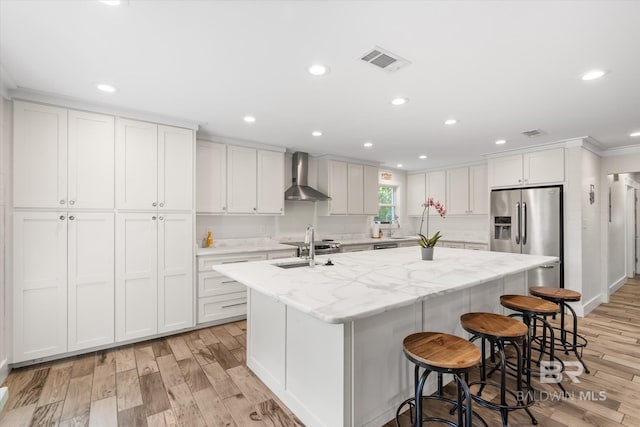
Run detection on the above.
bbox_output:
[275,261,311,269]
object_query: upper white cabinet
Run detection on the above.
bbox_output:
[318,159,378,215]
[407,174,426,216]
[116,119,193,211]
[196,141,227,213]
[427,171,446,211]
[257,149,285,214]
[227,145,257,213]
[14,101,115,209]
[446,164,488,215]
[489,148,564,188]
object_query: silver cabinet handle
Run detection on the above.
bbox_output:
[69,200,75,205]
[59,199,66,205]
[69,215,75,220]
[253,207,257,211]
[159,202,164,207]
[152,216,157,220]
[159,216,164,221]
[522,201,527,245]
[152,202,157,207]
[59,215,66,220]
[515,202,521,244]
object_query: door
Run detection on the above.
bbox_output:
[158,125,193,211]
[489,155,523,188]
[227,145,257,213]
[116,213,158,341]
[490,189,522,254]
[427,171,446,215]
[347,164,364,214]
[469,164,489,215]
[13,101,67,209]
[257,150,284,214]
[524,148,564,185]
[196,141,227,213]
[329,161,348,214]
[158,213,194,333]
[446,168,469,215]
[636,189,639,274]
[363,166,379,215]
[407,174,426,216]
[68,110,115,209]
[13,211,67,362]
[68,212,114,351]
[116,119,158,210]
[521,187,562,287]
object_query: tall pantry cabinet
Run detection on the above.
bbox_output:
[12,101,195,363]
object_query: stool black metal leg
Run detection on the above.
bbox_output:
[437,372,444,397]
[415,369,432,427]
[565,302,590,374]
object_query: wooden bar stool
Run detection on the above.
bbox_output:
[529,287,589,373]
[499,294,563,392]
[395,332,484,427]
[460,312,536,427]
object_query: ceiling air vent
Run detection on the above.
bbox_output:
[360,46,410,73]
[521,129,546,138]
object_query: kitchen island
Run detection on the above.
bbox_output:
[213,247,558,427]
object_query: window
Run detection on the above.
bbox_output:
[375,185,397,222]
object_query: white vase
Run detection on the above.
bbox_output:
[421,247,434,261]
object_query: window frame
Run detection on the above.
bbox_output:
[376,185,397,223]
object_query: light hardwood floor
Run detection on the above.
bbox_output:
[1,276,639,427]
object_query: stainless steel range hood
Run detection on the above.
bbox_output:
[284,152,331,201]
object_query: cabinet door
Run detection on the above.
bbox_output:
[13,212,67,362]
[524,148,564,185]
[196,141,227,213]
[489,155,523,188]
[427,171,446,215]
[13,101,67,209]
[446,168,470,215]
[329,160,348,214]
[407,174,426,216]
[158,214,193,333]
[227,145,257,213]
[257,150,284,214]
[68,110,115,209]
[158,125,193,211]
[363,166,379,215]
[469,164,488,215]
[348,164,364,214]
[68,213,114,351]
[116,213,158,341]
[116,119,158,210]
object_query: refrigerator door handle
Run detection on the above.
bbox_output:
[515,202,521,244]
[522,201,527,245]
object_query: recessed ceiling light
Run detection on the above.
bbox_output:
[444,119,458,125]
[419,155,427,159]
[308,64,329,76]
[396,164,403,168]
[581,70,607,81]
[311,131,323,137]
[495,139,507,145]
[630,131,640,137]
[243,116,256,123]
[96,83,117,93]
[391,97,408,106]
[99,0,121,5]
[363,142,373,148]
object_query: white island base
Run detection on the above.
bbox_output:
[247,273,528,427]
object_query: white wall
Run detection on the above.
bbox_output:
[580,149,601,305]
[0,97,11,382]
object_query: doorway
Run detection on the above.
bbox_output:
[627,185,637,278]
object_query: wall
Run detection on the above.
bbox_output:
[0,97,10,383]
[580,149,601,306]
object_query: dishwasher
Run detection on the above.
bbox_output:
[373,242,399,250]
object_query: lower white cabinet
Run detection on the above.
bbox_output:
[341,244,374,252]
[13,211,115,362]
[116,213,193,342]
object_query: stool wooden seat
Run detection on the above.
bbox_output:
[529,286,581,302]
[403,332,481,371]
[460,313,528,340]
[500,294,559,315]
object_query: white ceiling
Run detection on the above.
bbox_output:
[1,0,639,170]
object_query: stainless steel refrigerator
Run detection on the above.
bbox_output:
[490,186,563,288]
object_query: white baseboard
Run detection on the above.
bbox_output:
[573,294,602,317]
[0,386,7,413]
[0,358,9,385]
[609,275,627,294]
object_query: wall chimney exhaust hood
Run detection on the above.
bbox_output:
[284,152,331,201]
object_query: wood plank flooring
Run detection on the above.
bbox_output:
[1,276,639,426]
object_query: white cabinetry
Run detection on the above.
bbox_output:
[427,171,446,210]
[348,164,364,214]
[14,101,115,209]
[446,165,488,215]
[13,211,115,362]
[407,174,426,216]
[116,119,193,211]
[196,141,227,213]
[116,213,193,342]
[363,165,379,215]
[227,145,257,213]
[318,159,378,216]
[324,160,348,214]
[341,244,374,253]
[257,150,285,214]
[489,148,564,188]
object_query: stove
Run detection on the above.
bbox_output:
[282,239,341,257]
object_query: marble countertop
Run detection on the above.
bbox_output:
[338,236,419,245]
[213,247,558,324]
[196,238,296,257]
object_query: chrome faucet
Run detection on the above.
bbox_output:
[305,224,315,268]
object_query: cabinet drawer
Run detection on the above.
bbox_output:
[267,249,297,260]
[341,244,373,253]
[198,293,247,324]
[198,271,245,297]
[198,253,267,271]
[441,242,465,249]
[464,243,488,251]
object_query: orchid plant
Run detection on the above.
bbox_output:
[418,198,446,248]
